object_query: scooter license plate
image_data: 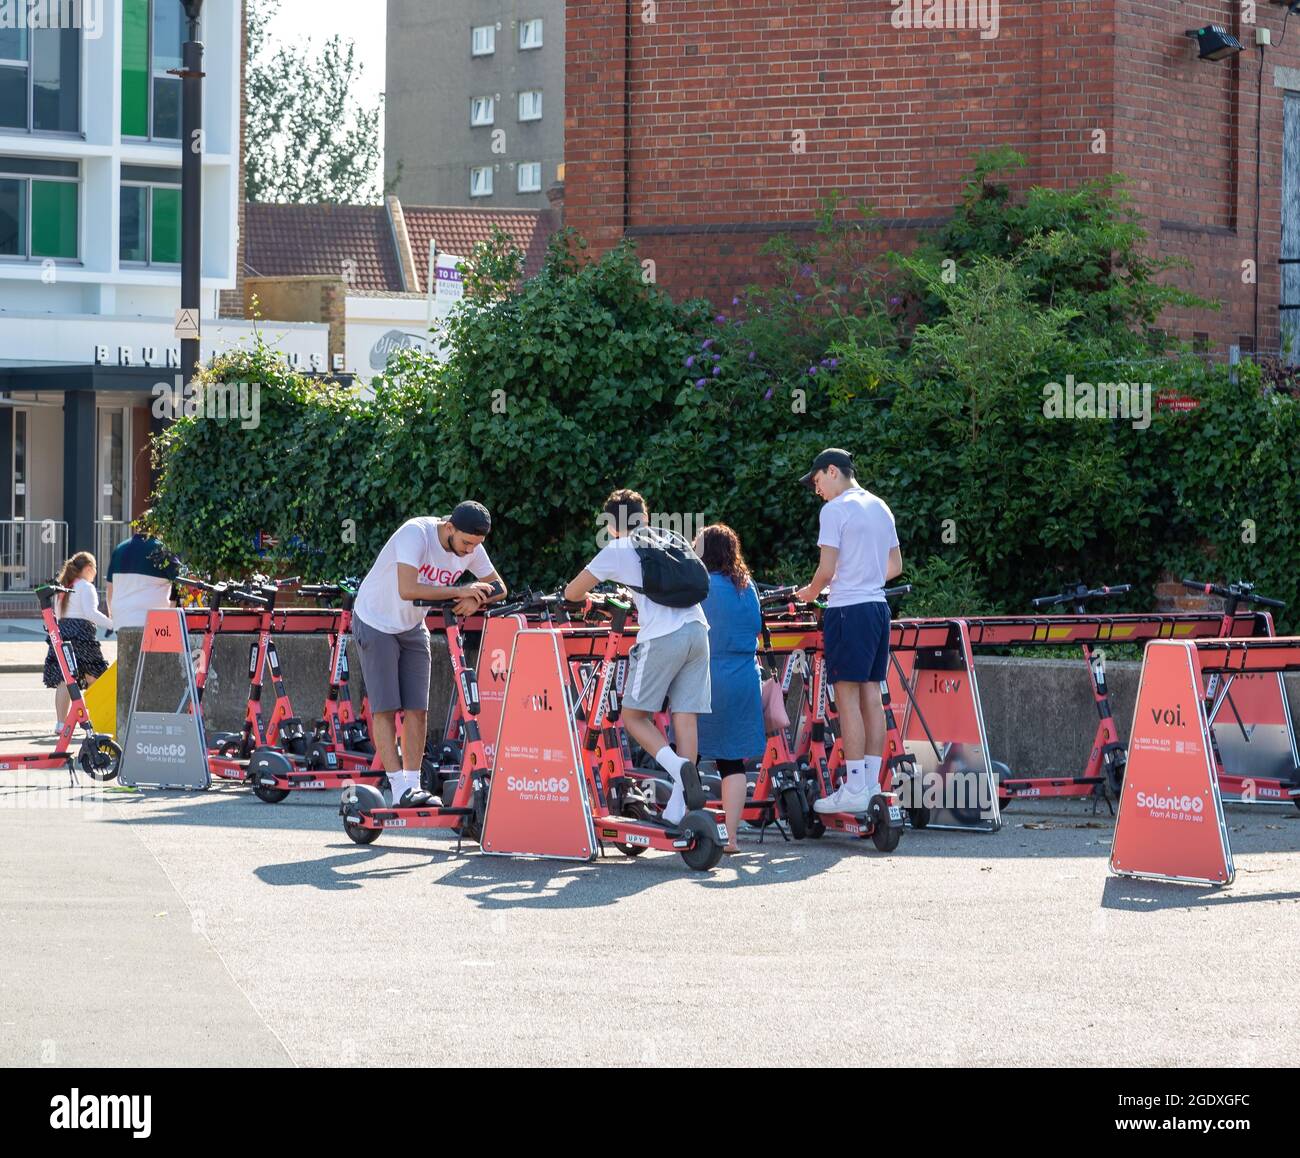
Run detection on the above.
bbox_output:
[716,823,729,842]
[887,805,902,823]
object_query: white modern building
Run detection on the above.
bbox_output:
[0,0,327,592]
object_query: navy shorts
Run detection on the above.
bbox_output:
[824,601,890,684]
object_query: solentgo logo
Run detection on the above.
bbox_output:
[1136,791,1204,813]
[507,775,570,794]
[50,1089,151,1138]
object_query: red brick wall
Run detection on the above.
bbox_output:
[1114,2,1300,353]
[566,1,1299,351]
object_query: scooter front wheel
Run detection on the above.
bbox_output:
[79,736,121,782]
[344,817,380,844]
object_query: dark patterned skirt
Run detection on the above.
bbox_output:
[43,617,108,689]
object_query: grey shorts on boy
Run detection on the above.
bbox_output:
[622,620,711,713]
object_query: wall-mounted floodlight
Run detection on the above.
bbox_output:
[1185,25,1244,62]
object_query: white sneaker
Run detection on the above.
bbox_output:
[815,785,873,815]
[813,786,844,814]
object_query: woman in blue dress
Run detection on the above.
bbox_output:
[693,524,766,852]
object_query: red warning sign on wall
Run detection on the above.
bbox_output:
[1110,641,1234,886]
[480,629,596,861]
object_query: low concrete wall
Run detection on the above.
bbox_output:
[115,630,1300,774]
[116,629,455,735]
[976,657,1300,774]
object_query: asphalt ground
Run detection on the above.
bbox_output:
[1,764,1296,1068]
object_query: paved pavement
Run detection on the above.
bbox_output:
[1,756,1296,1067]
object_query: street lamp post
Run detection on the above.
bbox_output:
[176,1,205,388]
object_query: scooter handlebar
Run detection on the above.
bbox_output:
[1182,577,1285,610]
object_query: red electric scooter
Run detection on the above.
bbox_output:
[0,584,121,783]
[339,586,502,845]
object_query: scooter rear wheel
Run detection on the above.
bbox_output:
[869,800,902,853]
[678,809,724,871]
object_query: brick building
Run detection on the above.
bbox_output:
[564,1,1300,355]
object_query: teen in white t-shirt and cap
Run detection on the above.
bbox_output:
[352,501,506,806]
[794,449,903,815]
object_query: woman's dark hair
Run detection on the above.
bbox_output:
[694,524,751,590]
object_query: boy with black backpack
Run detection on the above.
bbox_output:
[564,489,711,824]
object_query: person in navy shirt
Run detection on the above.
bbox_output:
[693,524,765,853]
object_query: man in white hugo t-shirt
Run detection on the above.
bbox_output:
[563,489,710,824]
[793,449,903,815]
[352,502,506,807]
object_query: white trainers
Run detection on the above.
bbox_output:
[814,785,873,815]
[813,786,844,814]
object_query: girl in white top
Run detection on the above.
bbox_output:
[43,551,111,731]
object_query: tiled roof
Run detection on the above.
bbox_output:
[241,201,558,294]
[243,202,404,291]
[402,206,555,291]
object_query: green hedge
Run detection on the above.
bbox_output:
[152,161,1300,631]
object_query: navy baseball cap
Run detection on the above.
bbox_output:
[450,501,491,535]
[799,448,854,489]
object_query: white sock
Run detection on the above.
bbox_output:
[664,784,686,824]
[864,755,883,792]
[845,760,868,793]
[388,770,418,801]
[656,746,687,781]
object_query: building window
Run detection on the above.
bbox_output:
[0,25,81,134]
[122,0,185,140]
[517,162,541,194]
[519,19,543,51]
[119,166,181,265]
[471,24,495,56]
[0,157,79,261]
[470,96,495,127]
[470,166,493,198]
[518,90,542,122]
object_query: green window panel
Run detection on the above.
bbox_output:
[121,0,150,137]
[119,185,147,263]
[151,186,180,264]
[31,180,77,259]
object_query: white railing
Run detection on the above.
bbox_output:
[94,520,131,589]
[0,519,68,594]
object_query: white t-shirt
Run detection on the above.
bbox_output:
[584,537,707,642]
[817,486,899,607]
[109,573,174,630]
[60,578,113,631]
[354,517,495,634]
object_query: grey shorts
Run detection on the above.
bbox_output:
[352,613,431,713]
[623,620,711,714]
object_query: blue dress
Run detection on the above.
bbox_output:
[697,572,766,761]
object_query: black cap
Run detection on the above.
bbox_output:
[799,448,854,489]
[449,501,491,536]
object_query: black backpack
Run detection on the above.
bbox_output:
[627,526,710,608]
